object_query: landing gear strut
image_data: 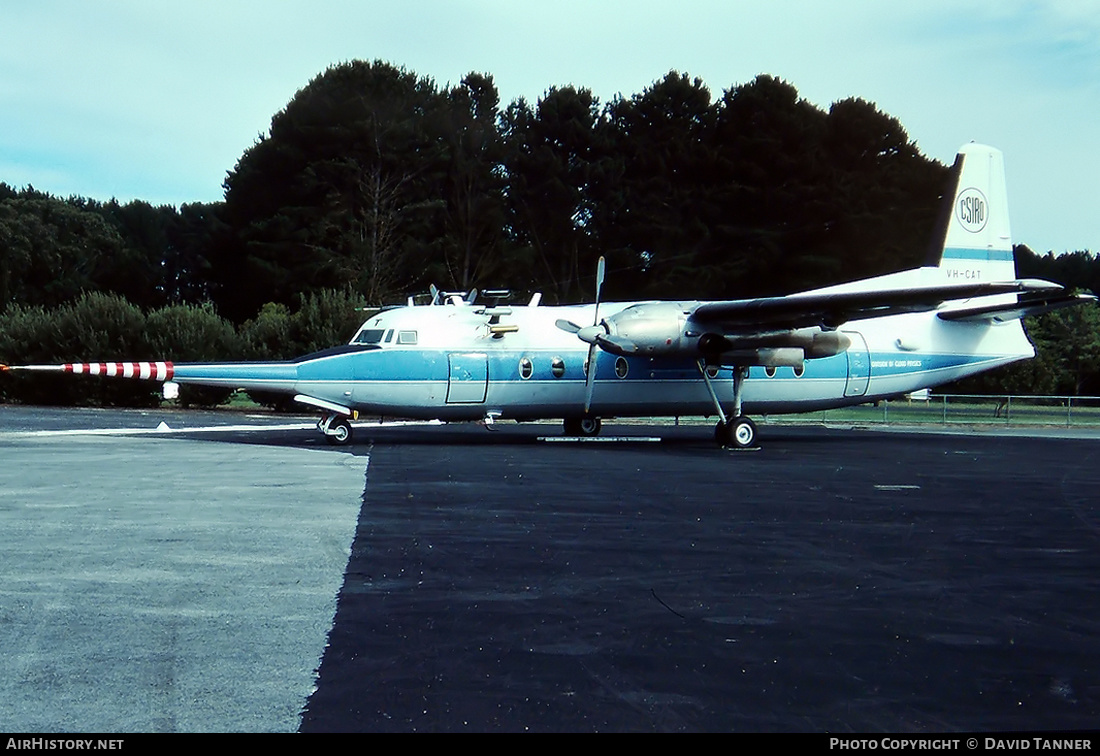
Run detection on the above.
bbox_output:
[564,416,602,437]
[699,361,757,449]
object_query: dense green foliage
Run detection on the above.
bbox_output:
[1,60,1097,406]
[215,63,954,312]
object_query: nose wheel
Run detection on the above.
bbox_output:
[318,414,354,446]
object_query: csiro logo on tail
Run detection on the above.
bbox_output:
[956,187,988,233]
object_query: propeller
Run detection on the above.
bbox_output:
[580,259,607,413]
[583,257,606,412]
[553,257,606,413]
[555,257,636,411]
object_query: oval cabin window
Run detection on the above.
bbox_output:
[615,357,629,379]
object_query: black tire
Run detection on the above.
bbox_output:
[578,416,602,437]
[325,418,353,446]
[727,416,756,449]
[564,417,602,437]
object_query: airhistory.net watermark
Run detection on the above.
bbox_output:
[5,740,123,751]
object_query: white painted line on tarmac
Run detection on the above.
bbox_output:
[7,423,317,437]
[538,436,663,443]
[3,418,450,438]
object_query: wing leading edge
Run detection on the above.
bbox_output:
[690,279,1063,333]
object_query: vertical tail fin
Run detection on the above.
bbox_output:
[932,143,1017,282]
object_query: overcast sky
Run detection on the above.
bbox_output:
[1,0,1096,254]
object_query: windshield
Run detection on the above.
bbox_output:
[352,328,386,345]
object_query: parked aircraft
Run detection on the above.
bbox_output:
[2,144,1092,447]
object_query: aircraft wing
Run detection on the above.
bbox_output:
[937,291,1097,323]
[690,279,1062,333]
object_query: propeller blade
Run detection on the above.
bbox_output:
[584,256,607,414]
[584,342,598,413]
[555,319,582,334]
[594,256,605,309]
[596,334,638,356]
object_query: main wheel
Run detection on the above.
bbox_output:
[325,418,353,446]
[578,416,602,437]
[564,417,602,437]
[727,415,756,449]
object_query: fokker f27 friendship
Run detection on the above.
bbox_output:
[3,144,1093,447]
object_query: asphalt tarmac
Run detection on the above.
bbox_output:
[1,405,1098,732]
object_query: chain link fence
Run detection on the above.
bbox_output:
[774,394,1100,428]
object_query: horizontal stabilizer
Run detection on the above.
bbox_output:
[937,292,1097,323]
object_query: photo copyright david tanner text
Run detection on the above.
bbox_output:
[829,738,1093,751]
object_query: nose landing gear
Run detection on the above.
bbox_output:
[318,414,354,446]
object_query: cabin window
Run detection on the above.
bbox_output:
[705,364,720,379]
[615,357,629,379]
[353,328,385,345]
[519,357,533,379]
[551,357,565,378]
[792,364,805,378]
[397,330,418,345]
[764,366,777,378]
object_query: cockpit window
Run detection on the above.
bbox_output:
[353,328,386,345]
[397,330,418,345]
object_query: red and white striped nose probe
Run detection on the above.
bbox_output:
[0,361,175,381]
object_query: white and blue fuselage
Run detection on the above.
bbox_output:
[170,297,1034,421]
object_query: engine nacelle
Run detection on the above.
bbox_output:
[804,330,851,358]
[594,302,700,356]
[706,327,852,360]
[720,347,805,368]
[597,309,853,362]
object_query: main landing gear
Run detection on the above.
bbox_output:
[563,416,602,437]
[714,415,757,449]
[318,413,353,446]
[699,361,758,450]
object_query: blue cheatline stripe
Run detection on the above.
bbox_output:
[941,247,1014,262]
[168,347,1010,393]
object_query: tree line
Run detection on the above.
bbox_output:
[1,59,1097,405]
